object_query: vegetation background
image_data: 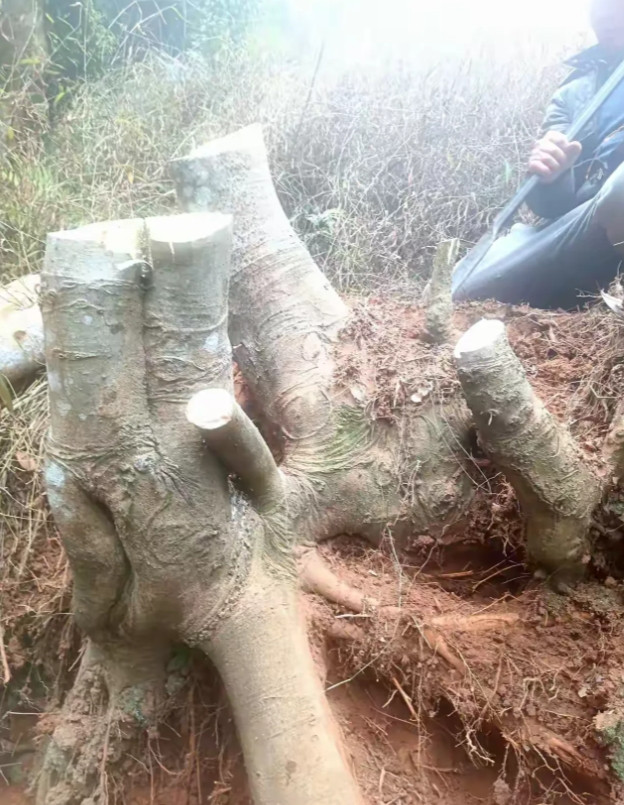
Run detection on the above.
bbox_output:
[0,0,589,292]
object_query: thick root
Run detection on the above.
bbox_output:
[36,648,108,805]
[299,548,520,636]
[298,547,373,613]
[36,641,169,805]
[455,319,601,584]
[206,568,365,805]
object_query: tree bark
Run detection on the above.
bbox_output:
[207,570,364,805]
[38,213,245,804]
[455,318,601,584]
[171,124,349,441]
[35,126,614,805]
[171,125,476,547]
[38,210,362,805]
[187,387,284,509]
[423,238,459,344]
[0,273,43,391]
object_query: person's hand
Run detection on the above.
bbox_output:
[527,131,582,183]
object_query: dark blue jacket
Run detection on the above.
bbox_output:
[527,45,624,219]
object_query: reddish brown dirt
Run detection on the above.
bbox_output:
[2,547,623,804]
[4,298,624,804]
[310,536,623,804]
[336,297,624,443]
[0,789,31,805]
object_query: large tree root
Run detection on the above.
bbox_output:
[36,641,169,805]
[455,319,601,585]
[34,124,624,805]
[207,569,364,805]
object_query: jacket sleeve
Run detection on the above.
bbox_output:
[525,86,579,219]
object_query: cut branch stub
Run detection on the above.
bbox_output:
[145,212,234,416]
[42,219,148,633]
[41,213,243,640]
[454,319,600,584]
[0,273,43,391]
[187,387,284,509]
[423,237,460,344]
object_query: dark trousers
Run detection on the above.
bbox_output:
[451,162,624,309]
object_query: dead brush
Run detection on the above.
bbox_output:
[569,303,624,435]
[2,38,568,292]
[0,376,73,688]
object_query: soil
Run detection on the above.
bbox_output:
[3,298,624,804]
[312,537,621,805]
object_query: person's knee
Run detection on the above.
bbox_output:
[595,163,624,249]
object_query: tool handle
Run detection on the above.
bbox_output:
[492,57,624,237]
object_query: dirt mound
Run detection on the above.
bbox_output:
[337,297,624,438]
[3,298,624,804]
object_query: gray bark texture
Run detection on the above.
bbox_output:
[186,388,285,509]
[37,210,362,805]
[423,238,459,344]
[170,124,475,547]
[170,124,349,440]
[455,319,601,584]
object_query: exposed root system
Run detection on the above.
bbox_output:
[4,298,624,804]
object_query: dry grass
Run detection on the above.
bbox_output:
[1,38,570,290]
[0,377,74,694]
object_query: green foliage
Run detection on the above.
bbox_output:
[598,717,624,780]
[45,0,118,89]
